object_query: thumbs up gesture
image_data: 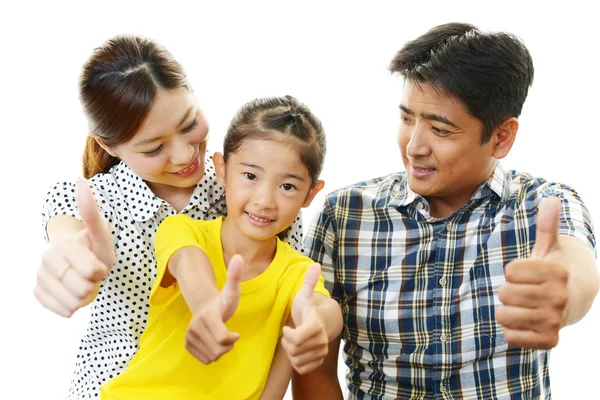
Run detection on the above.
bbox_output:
[496,197,569,349]
[34,179,116,317]
[185,255,243,364]
[281,263,329,374]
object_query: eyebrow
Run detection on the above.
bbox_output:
[132,106,195,147]
[399,104,458,128]
[241,163,307,182]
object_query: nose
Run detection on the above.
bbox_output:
[252,183,276,210]
[404,124,430,158]
[171,139,195,166]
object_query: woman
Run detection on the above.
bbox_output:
[33,35,305,399]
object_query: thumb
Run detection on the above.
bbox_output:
[531,197,561,258]
[292,263,321,325]
[219,254,243,321]
[76,179,108,243]
[298,263,321,301]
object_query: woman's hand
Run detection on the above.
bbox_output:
[34,180,116,317]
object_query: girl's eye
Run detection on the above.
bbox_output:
[182,119,198,133]
[281,183,296,191]
[244,173,257,180]
[142,145,163,156]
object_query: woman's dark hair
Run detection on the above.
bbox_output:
[224,95,326,185]
[79,35,190,178]
[389,22,534,143]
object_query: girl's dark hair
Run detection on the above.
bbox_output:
[389,22,534,143]
[79,35,190,178]
[224,95,326,185]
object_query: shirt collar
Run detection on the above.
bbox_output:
[111,151,225,223]
[388,162,510,210]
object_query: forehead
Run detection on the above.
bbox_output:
[135,87,196,137]
[231,138,310,173]
[401,81,469,116]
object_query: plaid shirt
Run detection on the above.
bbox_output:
[306,163,595,400]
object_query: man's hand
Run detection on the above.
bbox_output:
[282,263,329,374]
[185,255,243,364]
[496,197,569,349]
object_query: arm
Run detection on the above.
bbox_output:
[497,197,599,349]
[292,335,343,400]
[166,246,220,311]
[259,340,294,400]
[313,293,343,342]
[556,235,599,327]
[164,245,242,364]
[34,181,114,317]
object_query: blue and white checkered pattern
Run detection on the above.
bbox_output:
[306,163,595,400]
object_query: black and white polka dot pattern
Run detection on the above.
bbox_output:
[41,151,304,399]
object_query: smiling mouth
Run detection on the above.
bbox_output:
[414,166,435,172]
[172,158,198,175]
[246,212,274,223]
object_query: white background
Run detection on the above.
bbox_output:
[1,1,599,398]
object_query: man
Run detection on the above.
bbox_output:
[293,23,598,399]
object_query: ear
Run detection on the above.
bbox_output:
[302,180,325,208]
[91,133,118,157]
[491,117,519,159]
[212,152,227,186]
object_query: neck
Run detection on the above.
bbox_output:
[220,217,277,269]
[147,182,195,213]
[427,160,498,218]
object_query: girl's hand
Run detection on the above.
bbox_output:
[282,264,329,374]
[34,180,116,317]
[185,256,243,364]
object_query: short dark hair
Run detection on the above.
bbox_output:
[389,22,534,143]
[224,95,326,185]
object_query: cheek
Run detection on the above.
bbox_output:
[125,155,168,179]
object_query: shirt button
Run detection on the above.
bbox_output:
[439,277,447,286]
[417,202,424,210]
[440,384,447,393]
[446,222,453,231]
[440,334,448,342]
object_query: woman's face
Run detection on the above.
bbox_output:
[103,87,209,194]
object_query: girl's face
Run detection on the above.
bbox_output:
[214,138,324,242]
[96,87,209,196]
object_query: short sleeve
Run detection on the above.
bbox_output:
[151,214,207,307]
[537,182,596,255]
[305,199,338,297]
[41,180,113,242]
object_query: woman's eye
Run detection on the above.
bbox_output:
[182,120,198,133]
[244,173,257,180]
[142,145,163,156]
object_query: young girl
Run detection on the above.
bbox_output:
[100,96,343,399]
[35,35,306,399]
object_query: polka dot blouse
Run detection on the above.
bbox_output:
[41,152,305,399]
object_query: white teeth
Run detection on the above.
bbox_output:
[248,213,270,222]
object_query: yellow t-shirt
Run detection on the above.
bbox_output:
[100,215,329,400]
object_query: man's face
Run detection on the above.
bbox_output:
[397,81,498,217]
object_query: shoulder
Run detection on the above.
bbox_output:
[321,172,404,212]
[505,170,584,205]
[277,239,315,267]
